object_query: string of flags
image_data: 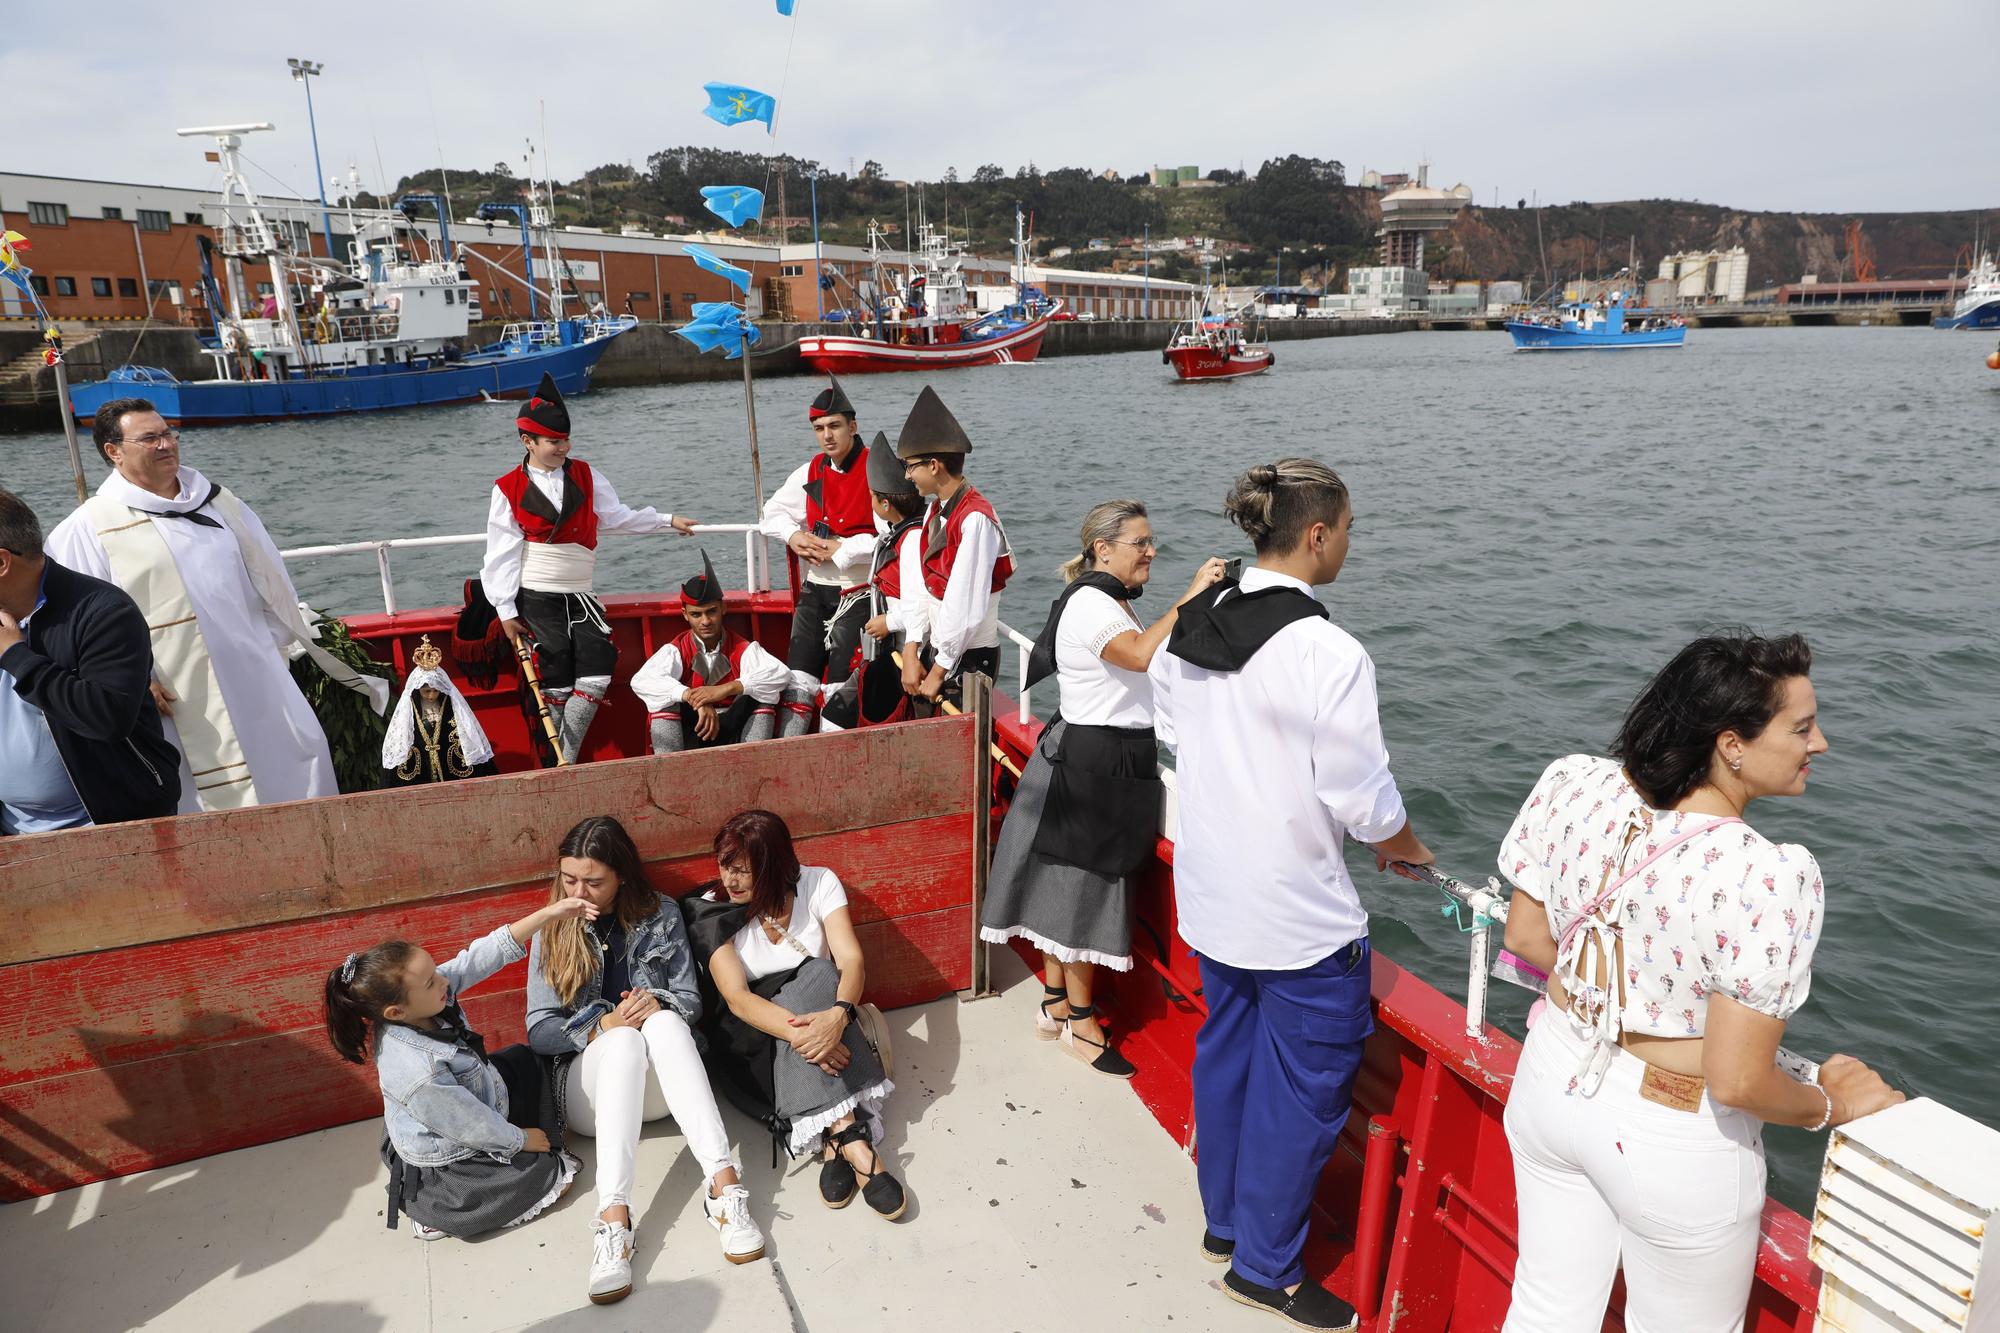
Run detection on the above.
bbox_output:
[1,229,63,364]
[674,2,793,362]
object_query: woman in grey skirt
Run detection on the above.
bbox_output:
[694,809,907,1219]
[979,500,1225,1078]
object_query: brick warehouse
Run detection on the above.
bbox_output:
[1,172,1198,330]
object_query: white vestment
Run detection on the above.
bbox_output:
[46,468,339,811]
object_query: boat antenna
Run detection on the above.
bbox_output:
[416,46,457,225]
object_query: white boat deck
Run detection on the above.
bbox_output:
[1,951,1268,1333]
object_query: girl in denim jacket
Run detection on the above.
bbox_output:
[524,815,766,1306]
[324,896,591,1242]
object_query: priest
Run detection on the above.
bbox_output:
[381,635,499,785]
[895,386,1014,707]
[480,372,696,764]
[758,377,878,681]
[630,552,804,752]
[44,397,388,810]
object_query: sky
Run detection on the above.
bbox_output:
[3,0,1993,217]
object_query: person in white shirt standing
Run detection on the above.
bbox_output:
[1149,459,1435,1333]
[758,378,878,687]
[481,373,696,764]
[45,397,387,811]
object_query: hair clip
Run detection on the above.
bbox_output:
[339,952,360,984]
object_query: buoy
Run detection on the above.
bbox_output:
[1985,349,2000,370]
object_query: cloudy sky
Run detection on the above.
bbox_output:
[5,0,1992,216]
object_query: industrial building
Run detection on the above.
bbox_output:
[1646,247,1750,305]
[1374,165,1473,269]
[0,170,1196,331]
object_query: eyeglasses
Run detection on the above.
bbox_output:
[118,428,180,448]
[1105,537,1158,552]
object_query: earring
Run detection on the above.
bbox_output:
[1728,758,1742,772]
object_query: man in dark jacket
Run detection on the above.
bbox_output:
[0,489,180,831]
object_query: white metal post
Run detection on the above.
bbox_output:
[375,545,397,615]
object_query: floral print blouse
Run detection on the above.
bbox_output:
[1500,755,1822,1037]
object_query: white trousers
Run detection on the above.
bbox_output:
[1501,1012,1767,1333]
[563,1011,734,1214]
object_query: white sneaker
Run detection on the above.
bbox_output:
[410,1220,446,1242]
[704,1184,766,1264]
[588,1218,635,1305]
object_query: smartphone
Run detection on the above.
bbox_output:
[1222,557,1243,581]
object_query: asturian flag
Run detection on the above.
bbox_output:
[701,82,777,133]
[683,244,752,293]
[673,303,762,360]
[701,185,765,229]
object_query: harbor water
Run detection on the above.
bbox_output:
[7,326,1995,1210]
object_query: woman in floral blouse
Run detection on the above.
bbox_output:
[1496,632,1901,1333]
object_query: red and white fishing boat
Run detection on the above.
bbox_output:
[3,526,1994,1330]
[797,207,1060,375]
[1163,290,1274,381]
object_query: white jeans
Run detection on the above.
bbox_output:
[1501,1012,1767,1333]
[564,1011,734,1214]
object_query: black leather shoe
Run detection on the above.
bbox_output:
[1200,1230,1235,1263]
[1221,1270,1359,1332]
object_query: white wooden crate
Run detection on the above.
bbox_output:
[1812,1098,1999,1332]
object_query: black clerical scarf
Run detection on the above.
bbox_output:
[132,481,226,528]
[1025,570,1142,689]
[1164,579,1328,673]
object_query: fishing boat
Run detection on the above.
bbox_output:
[65,124,634,427]
[1506,291,1686,350]
[796,206,1060,374]
[1163,290,1274,380]
[1934,252,2000,330]
[5,517,1996,1330]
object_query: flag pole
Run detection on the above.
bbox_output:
[44,329,87,504]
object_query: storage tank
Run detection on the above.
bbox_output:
[1658,253,1680,281]
[1644,278,1677,308]
[1677,252,1711,300]
[1722,247,1749,302]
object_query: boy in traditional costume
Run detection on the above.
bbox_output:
[630,553,801,752]
[822,432,929,731]
[480,373,695,764]
[895,386,1013,708]
[758,377,878,682]
[381,635,499,785]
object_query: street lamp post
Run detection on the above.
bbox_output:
[286,58,335,259]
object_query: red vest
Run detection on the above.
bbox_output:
[495,459,598,548]
[670,629,753,688]
[873,520,923,602]
[922,484,1014,600]
[805,444,875,538]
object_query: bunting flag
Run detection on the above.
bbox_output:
[0,230,30,273]
[673,303,761,360]
[683,243,751,293]
[701,185,765,229]
[701,82,777,133]
[0,229,52,323]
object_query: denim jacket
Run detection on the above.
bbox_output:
[374,925,527,1168]
[525,897,702,1055]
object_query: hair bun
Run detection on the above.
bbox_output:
[1246,464,1279,488]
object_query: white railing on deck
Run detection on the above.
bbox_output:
[279,523,771,616]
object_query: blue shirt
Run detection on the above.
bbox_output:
[0,575,91,835]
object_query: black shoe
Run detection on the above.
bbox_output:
[1200,1230,1235,1263]
[818,1149,857,1209]
[830,1120,907,1221]
[1221,1271,1359,1332]
[1060,1004,1137,1079]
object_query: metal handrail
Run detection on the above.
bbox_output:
[279,522,770,615]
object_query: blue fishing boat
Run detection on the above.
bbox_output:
[1506,292,1687,350]
[67,123,634,426]
[1932,253,2000,329]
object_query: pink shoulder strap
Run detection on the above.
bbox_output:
[1555,816,1743,955]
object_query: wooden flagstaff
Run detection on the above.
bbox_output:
[509,631,568,766]
[890,648,1022,778]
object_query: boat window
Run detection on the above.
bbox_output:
[444,288,455,305]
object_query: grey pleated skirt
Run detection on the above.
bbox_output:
[979,720,1135,970]
[771,956,893,1155]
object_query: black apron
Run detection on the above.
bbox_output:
[1030,720,1161,878]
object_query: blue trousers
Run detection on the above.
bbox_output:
[1194,939,1373,1290]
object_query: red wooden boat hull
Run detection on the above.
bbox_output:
[1165,342,1274,380]
[797,317,1050,374]
[0,590,1824,1331]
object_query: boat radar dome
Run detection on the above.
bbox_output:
[866,430,917,496]
[894,385,972,459]
[808,376,855,420]
[515,373,570,439]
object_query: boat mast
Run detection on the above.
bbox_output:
[179,123,308,373]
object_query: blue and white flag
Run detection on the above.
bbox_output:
[701,185,765,229]
[776,0,796,13]
[701,82,777,133]
[674,304,761,359]
[683,244,751,293]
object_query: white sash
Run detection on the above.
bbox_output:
[522,541,598,593]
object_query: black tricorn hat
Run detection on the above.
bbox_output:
[516,372,570,439]
[894,385,971,459]
[808,375,854,420]
[681,549,724,606]
[865,429,915,496]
